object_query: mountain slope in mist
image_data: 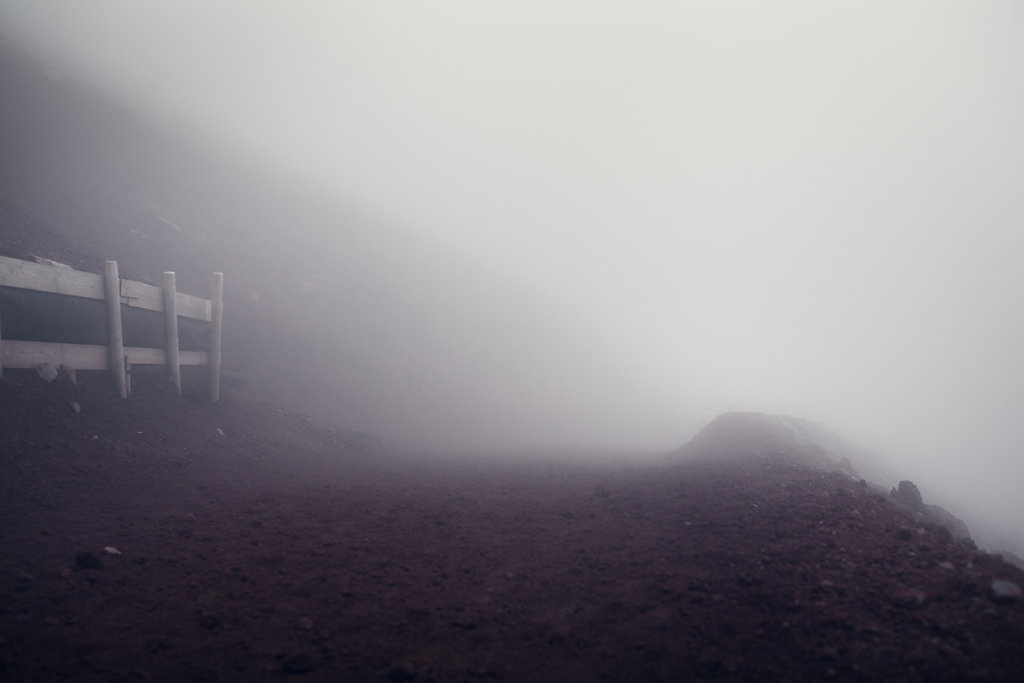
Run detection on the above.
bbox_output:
[6,33,1021,559]
[0,40,678,452]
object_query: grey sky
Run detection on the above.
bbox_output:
[2,2,1023,542]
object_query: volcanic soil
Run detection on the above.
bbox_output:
[2,370,1024,682]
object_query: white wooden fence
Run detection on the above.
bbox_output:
[0,255,223,400]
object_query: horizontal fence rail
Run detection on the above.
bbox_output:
[0,340,209,369]
[0,255,211,320]
[0,256,222,400]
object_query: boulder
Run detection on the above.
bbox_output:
[923,503,972,544]
[890,480,925,512]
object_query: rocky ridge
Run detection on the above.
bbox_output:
[678,412,978,547]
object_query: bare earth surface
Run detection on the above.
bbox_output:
[2,371,1024,682]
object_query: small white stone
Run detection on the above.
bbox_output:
[103,546,122,556]
[36,363,58,383]
[990,579,1021,602]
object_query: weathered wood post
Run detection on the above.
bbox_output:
[162,271,182,395]
[209,272,223,402]
[104,260,128,398]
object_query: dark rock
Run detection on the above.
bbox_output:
[75,551,103,570]
[281,654,315,674]
[388,662,417,681]
[836,457,858,477]
[12,571,34,591]
[923,503,972,543]
[891,481,924,512]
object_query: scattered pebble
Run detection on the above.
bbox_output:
[70,401,80,413]
[103,546,122,556]
[216,428,225,436]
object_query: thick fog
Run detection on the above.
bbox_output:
[2,3,1023,546]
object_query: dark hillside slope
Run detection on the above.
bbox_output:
[0,40,663,451]
[2,377,1024,681]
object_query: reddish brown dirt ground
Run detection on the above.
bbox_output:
[2,370,1023,682]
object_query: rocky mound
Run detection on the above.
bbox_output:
[677,412,864,471]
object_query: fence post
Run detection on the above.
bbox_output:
[209,272,223,402]
[162,271,181,395]
[104,260,128,398]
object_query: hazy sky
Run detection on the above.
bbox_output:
[2,2,1023,540]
